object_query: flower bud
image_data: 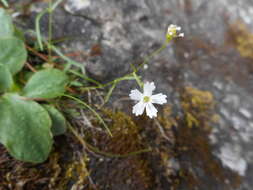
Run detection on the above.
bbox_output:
[166,24,184,42]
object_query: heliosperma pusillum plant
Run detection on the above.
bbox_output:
[129,24,184,118]
[0,8,68,163]
[0,6,183,163]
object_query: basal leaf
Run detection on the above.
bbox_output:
[0,8,14,37]
[43,105,67,136]
[0,63,13,92]
[0,93,53,163]
[0,37,27,75]
[23,69,68,99]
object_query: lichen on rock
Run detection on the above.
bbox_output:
[172,86,241,189]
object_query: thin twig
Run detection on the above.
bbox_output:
[25,45,49,61]
[80,109,95,129]
[154,119,171,142]
[25,62,37,72]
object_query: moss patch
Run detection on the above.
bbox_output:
[86,109,154,190]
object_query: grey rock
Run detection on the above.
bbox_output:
[9,0,253,189]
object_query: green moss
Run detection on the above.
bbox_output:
[94,109,143,153]
[87,109,154,189]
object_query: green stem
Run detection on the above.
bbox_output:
[80,74,135,92]
[68,69,102,86]
[48,0,53,63]
[133,72,143,88]
[136,42,168,71]
[63,94,112,137]
[35,0,64,51]
[49,44,84,68]
[1,0,8,7]
[36,9,48,50]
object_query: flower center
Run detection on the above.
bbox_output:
[143,96,150,103]
[169,28,177,36]
[167,27,177,37]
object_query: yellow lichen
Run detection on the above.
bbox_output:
[181,86,215,128]
[228,22,253,59]
[172,86,241,189]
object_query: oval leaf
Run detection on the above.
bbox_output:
[43,105,67,136]
[23,69,68,99]
[0,37,27,74]
[0,63,13,92]
[0,8,14,37]
[0,93,53,163]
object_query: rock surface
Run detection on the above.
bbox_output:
[6,0,253,189]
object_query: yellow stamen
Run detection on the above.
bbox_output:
[143,96,150,103]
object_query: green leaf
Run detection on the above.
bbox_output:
[23,69,68,99]
[0,63,13,92]
[0,8,14,37]
[0,93,53,163]
[43,105,67,136]
[0,37,27,75]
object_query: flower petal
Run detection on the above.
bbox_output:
[151,93,167,105]
[179,33,184,37]
[129,89,143,101]
[145,102,158,118]
[132,101,146,116]
[143,82,155,96]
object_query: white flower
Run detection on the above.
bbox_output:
[166,24,184,40]
[129,82,167,118]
